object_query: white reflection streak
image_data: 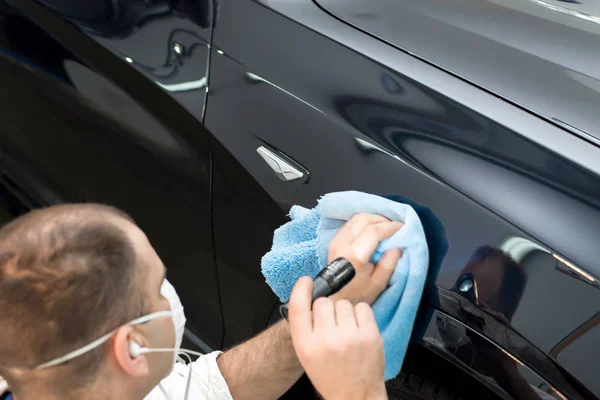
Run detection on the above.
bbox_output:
[245,72,324,114]
[155,77,207,92]
[529,0,600,24]
[500,236,550,263]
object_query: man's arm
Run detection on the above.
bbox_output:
[216,320,301,400]
[216,214,402,400]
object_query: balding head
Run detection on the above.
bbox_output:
[0,204,149,394]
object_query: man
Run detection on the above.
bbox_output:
[0,204,402,399]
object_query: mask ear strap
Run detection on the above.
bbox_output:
[128,310,173,326]
[158,383,172,400]
[34,310,173,370]
[36,330,116,370]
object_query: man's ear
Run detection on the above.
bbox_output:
[113,325,150,377]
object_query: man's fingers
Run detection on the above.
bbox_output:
[288,277,314,340]
[370,249,402,294]
[331,214,389,247]
[313,297,336,331]
[354,302,379,333]
[355,303,383,348]
[334,299,357,329]
[352,221,403,264]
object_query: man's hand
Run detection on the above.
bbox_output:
[289,277,388,400]
[329,214,403,304]
[216,213,401,400]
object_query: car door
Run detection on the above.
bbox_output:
[205,0,599,399]
[1,0,222,350]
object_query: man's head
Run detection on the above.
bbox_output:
[0,204,176,399]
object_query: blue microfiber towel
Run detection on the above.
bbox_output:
[261,191,430,380]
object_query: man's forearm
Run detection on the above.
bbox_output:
[217,320,304,400]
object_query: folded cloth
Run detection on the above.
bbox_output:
[261,191,429,380]
[382,194,448,343]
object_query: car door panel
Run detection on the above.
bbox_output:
[207,0,599,398]
[20,0,213,122]
[0,0,222,348]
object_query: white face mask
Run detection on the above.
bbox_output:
[34,278,187,370]
[160,278,187,365]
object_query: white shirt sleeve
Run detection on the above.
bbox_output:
[0,376,8,395]
[144,351,233,400]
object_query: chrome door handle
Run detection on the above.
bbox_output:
[257,146,305,182]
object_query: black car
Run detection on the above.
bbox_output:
[0,0,598,399]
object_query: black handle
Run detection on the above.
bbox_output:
[280,258,355,320]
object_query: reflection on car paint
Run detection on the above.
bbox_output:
[41,0,213,120]
[429,309,567,400]
[13,0,599,397]
[203,1,600,391]
[427,242,598,399]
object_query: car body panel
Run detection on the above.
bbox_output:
[316,0,600,146]
[27,0,212,122]
[4,0,599,398]
[417,306,572,400]
[0,0,223,348]
[207,0,599,398]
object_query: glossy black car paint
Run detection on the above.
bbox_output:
[316,0,600,146]
[0,0,223,348]
[208,0,599,398]
[2,0,599,399]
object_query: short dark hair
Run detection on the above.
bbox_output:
[0,204,147,392]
